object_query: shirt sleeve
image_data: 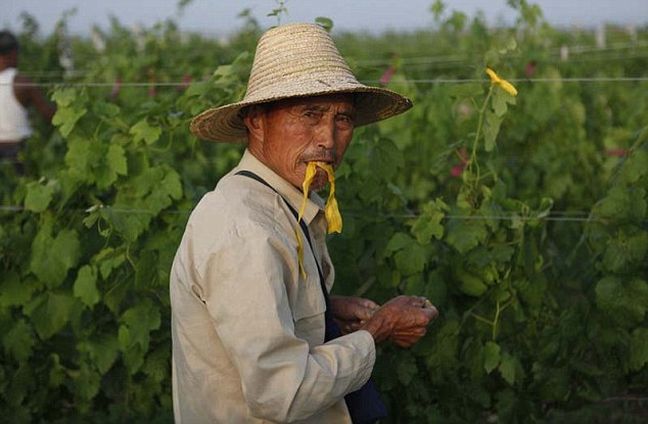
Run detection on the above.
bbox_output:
[197,225,375,422]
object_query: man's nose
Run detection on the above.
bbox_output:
[316,117,336,150]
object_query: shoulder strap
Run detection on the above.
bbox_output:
[235,170,330,305]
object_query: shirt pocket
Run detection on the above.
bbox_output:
[290,274,327,345]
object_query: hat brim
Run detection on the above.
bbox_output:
[190,86,413,143]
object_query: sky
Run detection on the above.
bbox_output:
[2,0,648,37]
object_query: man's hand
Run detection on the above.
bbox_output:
[330,296,379,334]
[359,295,438,348]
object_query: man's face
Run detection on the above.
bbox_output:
[248,94,355,191]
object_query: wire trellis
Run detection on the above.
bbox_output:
[0,204,625,224]
[2,75,648,88]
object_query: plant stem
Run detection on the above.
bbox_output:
[492,300,501,340]
[467,86,494,185]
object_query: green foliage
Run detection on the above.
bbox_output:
[1,3,647,422]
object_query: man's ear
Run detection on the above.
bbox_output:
[243,106,265,143]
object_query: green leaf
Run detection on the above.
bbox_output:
[483,341,501,373]
[619,150,648,184]
[0,271,37,307]
[130,119,162,145]
[385,232,414,255]
[73,265,100,308]
[411,199,447,244]
[49,354,66,388]
[455,268,488,297]
[96,144,128,188]
[92,101,120,118]
[629,327,648,371]
[396,352,418,386]
[119,299,161,352]
[29,292,76,339]
[52,106,87,137]
[24,181,54,212]
[314,17,334,32]
[483,111,503,152]
[74,363,101,401]
[142,346,170,385]
[79,334,119,374]
[64,135,97,183]
[94,248,127,280]
[491,87,516,117]
[184,81,210,97]
[159,166,182,200]
[602,231,648,273]
[3,319,35,362]
[30,219,81,288]
[394,242,427,276]
[594,187,646,222]
[595,277,648,325]
[420,320,460,376]
[51,87,77,107]
[499,352,516,385]
[118,299,161,374]
[369,138,404,182]
[445,218,488,254]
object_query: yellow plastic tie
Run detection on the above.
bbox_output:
[295,161,344,279]
[485,67,518,97]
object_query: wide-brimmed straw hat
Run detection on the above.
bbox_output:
[190,23,413,142]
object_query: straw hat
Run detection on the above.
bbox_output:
[190,23,413,142]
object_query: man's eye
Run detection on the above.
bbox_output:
[336,115,354,126]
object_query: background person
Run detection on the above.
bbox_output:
[0,30,56,172]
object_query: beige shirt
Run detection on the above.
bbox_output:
[170,149,376,423]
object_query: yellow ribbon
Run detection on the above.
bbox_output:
[295,161,343,278]
[485,67,518,97]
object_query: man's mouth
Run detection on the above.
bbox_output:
[304,158,335,167]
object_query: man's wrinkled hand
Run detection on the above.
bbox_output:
[359,295,438,347]
[330,296,379,334]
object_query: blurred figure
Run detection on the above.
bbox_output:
[0,30,56,172]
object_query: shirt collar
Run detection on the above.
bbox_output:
[237,149,324,225]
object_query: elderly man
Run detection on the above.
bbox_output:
[171,23,438,423]
[0,31,55,169]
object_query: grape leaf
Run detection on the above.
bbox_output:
[52,106,87,137]
[29,292,76,340]
[119,299,161,352]
[445,218,488,254]
[51,87,77,107]
[73,265,100,308]
[629,327,648,371]
[130,119,162,145]
[0,271,37,307]
[499,352,516,385]
[3,319,35,362]
[396,352,418,386]
[492,88,516,117]
[484,341,501,373]
[411,199,447,244]
[30,219,80,288]
[385,232,414,255]
[24,181,54,212]
[80,334,120,374]
[484,111,503,152]
[394,242,427,276]
[595,277,648,325]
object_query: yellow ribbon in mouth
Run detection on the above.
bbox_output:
[295,161,343,278]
